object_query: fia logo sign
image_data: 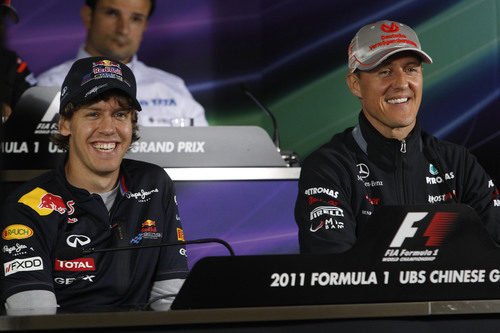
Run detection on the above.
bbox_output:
[389,212,457,248]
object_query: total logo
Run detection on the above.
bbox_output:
[55,258,95,271]
[382,211,458,262]
[54,275,96,285]
[66,235,91,248]
[4,256,43,276]
[309,218,344,232]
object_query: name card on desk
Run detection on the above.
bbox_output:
[172,204,500,310]
[0,87,286,169]
[126,126,286,167]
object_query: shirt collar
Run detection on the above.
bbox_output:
[76,44,138,71]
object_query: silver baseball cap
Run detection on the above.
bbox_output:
[348,20,432,73]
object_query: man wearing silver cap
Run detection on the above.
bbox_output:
[295,20,500,253]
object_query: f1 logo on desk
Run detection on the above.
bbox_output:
[382,211,458,262]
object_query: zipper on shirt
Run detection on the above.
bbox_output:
[396,139,407,204]
[400,139,407,153]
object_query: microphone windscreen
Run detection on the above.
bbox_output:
[55,247,85,261]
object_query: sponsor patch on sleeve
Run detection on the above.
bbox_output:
[18,187,67,216]
[2,224,34,240]
[177,228,185,241]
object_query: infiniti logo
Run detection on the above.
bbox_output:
[66,235,91,248]
[357,163,370,180]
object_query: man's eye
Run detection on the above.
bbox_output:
[131,15,145,23]
[115,112,128,119]
[105,9,119,16]
[379,70,390,76]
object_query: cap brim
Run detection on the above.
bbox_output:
[354,47,433,72]
[61,81,142,113]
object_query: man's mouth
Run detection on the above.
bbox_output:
[93,142,116,152]
[387,98,409,104]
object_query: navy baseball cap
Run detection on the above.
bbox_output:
[60,56,142,113]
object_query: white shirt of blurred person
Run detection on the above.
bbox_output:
[36,0,208,127]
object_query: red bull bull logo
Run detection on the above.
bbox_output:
[142,220,156,227]
[39,193,67,214]
[93,60,120,68]
[18,187,67,216]
[141,220,157,233]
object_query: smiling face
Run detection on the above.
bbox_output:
[81,0,150,63]
[59,95,135,190]
[346,53,424,140]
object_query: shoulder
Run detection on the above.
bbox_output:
[302,127,357,168]
[37,60,75,87]
[422,131,469,157]
[133,60,186,86]
[121,159,172,183]
[3,170,66,215]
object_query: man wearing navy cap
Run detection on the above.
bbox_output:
[295,20,500,253]
[1,56,188,314]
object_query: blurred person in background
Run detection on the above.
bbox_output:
[37,0,207,127]
[0,0,36,123]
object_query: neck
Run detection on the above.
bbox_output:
[363,111,415,141]
[83,44,131,64]
[64,162,120,194]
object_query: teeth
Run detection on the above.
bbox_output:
[387,98,408,104]
[93,143,116,151]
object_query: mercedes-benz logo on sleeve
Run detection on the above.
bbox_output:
[66,235,91,248]
[356,163,370,180]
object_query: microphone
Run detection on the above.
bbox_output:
[240,83,300,167]
[423,146,458,203]
[240,83,280,150]
[55,238,235,261]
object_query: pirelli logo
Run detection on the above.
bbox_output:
[177,228,185,241]
[310,206,344,220]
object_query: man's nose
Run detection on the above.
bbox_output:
[98,115,115,134]
[116,16,130,35]
[392,69,410,89]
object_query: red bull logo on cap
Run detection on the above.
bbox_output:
[93,60,120,68]
[18,187,67,216]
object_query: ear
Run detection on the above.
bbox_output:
[59,117,71,137]
[346,73,363,99]
[80,5,92,30]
